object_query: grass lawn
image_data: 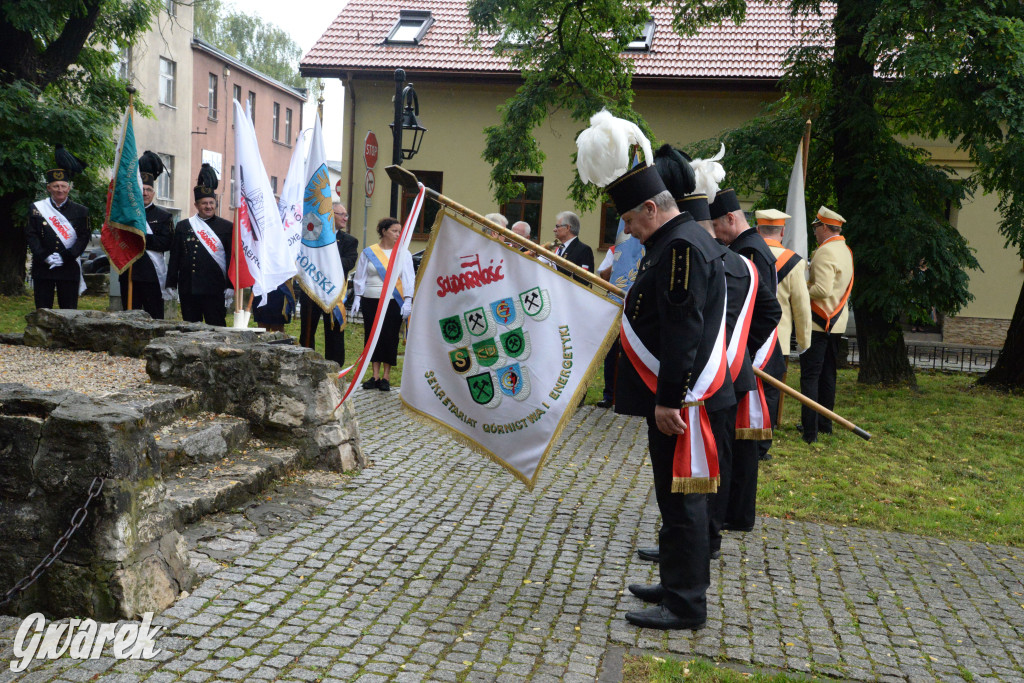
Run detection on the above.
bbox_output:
[3,292,1023,547]
[624,654,821,682]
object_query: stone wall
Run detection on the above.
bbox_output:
[943,316,1010,348]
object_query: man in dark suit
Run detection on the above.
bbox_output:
[299,202,359,364]
[552,211,595,285]
[25,146,91,310]
[119,151,173,319]
[166,164,233,326]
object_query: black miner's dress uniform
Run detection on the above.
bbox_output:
[615,213,727,625]
[299,230,359,364]
[166,215,233,326]
[119,203,173,319]
[26,198,90,310]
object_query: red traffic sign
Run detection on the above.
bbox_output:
[364,131,378,169]
[365,169,375,198]
[335,179,342,198]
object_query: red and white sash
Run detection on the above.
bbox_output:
[188,214,227,276]
[34,199,86,295]
[736,319,778,440]
[620,287,728,494]
[726,257,758,382]
[143,205,169,289]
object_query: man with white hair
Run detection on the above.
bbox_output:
[483,212,507,240]
[552,210,594,284]
[800,206,854,444]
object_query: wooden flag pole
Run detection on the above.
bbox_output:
[127,266,134,311]
[385,164,870,440]
[801,119,812,184]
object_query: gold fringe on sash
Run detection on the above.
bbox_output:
[735,427,773,440]
[672,475,719,494]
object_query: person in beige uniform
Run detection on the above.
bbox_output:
[756,215,812,357]
[799,206,854,444]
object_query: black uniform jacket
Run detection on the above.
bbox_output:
[127,204,174,283]
[615,212,729,418]
[338,231,359,274]
[25,198,90,281]
[730,227,786,377]
[556,237,596,285]
[166,215,233,295]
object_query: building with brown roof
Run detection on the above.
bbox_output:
[302,0,1021,345]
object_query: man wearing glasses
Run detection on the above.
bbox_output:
[552,211,595,285]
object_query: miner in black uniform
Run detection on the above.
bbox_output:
[710,189,786,531]
[25,145,91,310]
[119,151,173,319]
[298,202,359,363]
[576,110,728,630]
[166,164,233,326]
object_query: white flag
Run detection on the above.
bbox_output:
[277,128,311,260]
[783,142,808,261]
[232,99,297,300]
[296,116,346,313]
[400,211,622,489]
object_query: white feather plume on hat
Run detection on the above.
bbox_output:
[691,143,726,199]
[575,109,654,188]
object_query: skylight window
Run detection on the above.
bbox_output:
[385,10,434,45]
[626,20,656,52]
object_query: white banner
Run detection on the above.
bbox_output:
[400,211,622,488]
[297,115,346,313]
[232,100,297,299]
[277,128,310,259]
[784,141,809,262]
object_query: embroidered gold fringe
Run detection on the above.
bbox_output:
[672,475,719,494]
[735,427,773,440]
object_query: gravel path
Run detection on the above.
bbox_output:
[0,343,149,396]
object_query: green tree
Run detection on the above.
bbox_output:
[194,0,305,89]
[0,0,161,296]
[469,0,1024,386]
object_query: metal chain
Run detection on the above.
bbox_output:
[0,476,105,608]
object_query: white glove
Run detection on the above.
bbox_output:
[224,288,234,309]
[46,253,64,269]
[401,298,412,318]
[351,295,361,317]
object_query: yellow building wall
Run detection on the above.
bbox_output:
[953,187,1023,319]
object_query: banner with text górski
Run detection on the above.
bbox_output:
[400,211,622,489]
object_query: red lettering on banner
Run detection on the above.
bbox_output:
[49,217,72,240]
[198,231,219,253]
[436,253,505,298]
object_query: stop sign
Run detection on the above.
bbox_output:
[364,131,378,169]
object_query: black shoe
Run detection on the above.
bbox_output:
[758,452,773,462]
[596,398,613,408]
[802,434,817,445]
[722,522,754,533]
[636,547,660,563]
[378,379,391,392]
[711,550,721,560]
[362,378,379,390]
[628,583,665,603]
[625,605,706,631]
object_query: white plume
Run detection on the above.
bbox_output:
[575,109,654,187]
[691,143,726,199]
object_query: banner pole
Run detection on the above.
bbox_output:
[233,206,241,315]
[752,367,870,441]
[127,266,133,311]
[384,165,621,296]
[802,119,812,184]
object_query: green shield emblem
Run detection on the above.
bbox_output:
[439,316,463,344]
[472,338,500,367]
[464,307,489,337]
[449,347,472,374]
[519,287,545,316]
[467,372,495,405]
[500,328,526,358]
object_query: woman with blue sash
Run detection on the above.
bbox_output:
[351,217,415,391]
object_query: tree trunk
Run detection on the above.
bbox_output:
[830,0,915,385]
[0,191,28,296]
[979,279,1024,389]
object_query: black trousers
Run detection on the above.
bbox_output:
[362,297,401,366]
[602,339,620,402]
[707,404,737,554]
[299,290,345,364]
[180,292,226,327]
[647,417,709,622]
[118,275,164,319]
[34,278,79,310]
[799,331,840,440]
[726,437,759,531]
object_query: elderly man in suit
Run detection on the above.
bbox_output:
[552,211,595,285]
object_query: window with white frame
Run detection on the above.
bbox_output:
[207,74,218,120]
[159,58,176,106]
[156,154,174,200]
[626,20,656,51]
[116,46,132,81]
[165,0,176,17]
[285,108,293,144]
[272,103,280,141]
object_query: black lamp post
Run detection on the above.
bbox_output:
[389,68,428,217]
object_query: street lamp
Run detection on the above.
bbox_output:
[389,68,428,217]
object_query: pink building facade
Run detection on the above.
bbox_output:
[191,38,306,219]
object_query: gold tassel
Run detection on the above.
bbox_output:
[671,475,719,494]
[735,428,773,440]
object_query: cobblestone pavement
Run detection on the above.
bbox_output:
[3,391,1024,682]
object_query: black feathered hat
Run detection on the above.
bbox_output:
[46,144,86,184]
[652,145,696,201]
[139,151,165,187]
[194,163,218,201]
